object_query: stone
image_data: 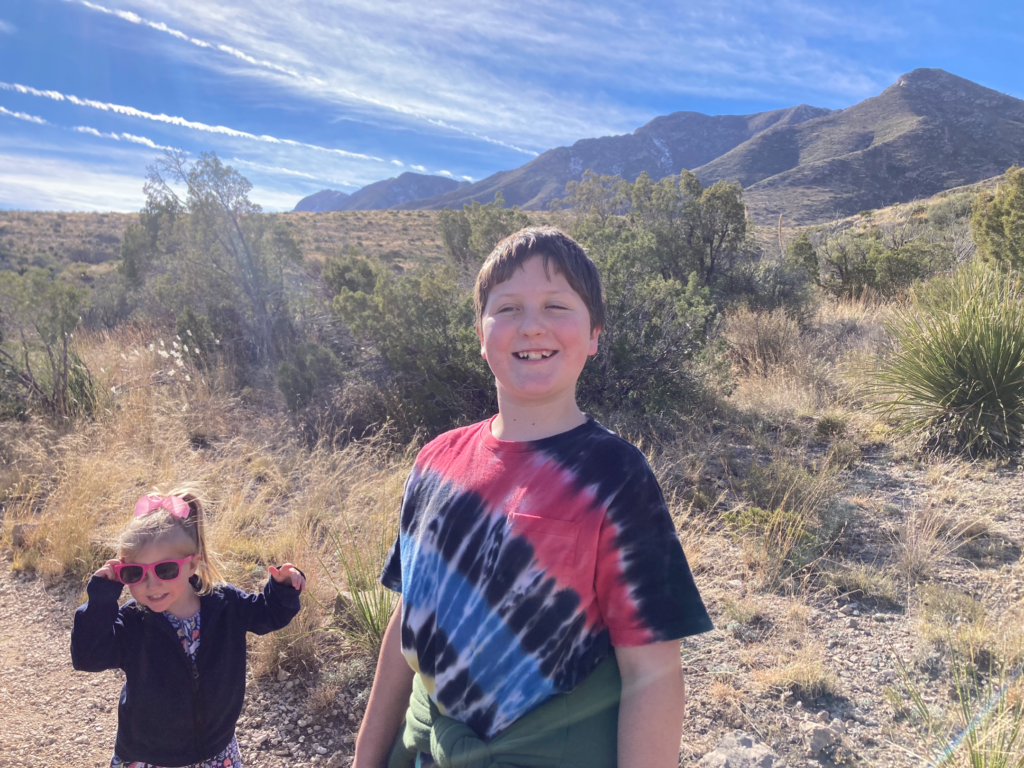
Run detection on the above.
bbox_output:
[325,754,350,768]
[698,730,786,768]
[799,720,841,756]
[846,618,859,629]
[872,613,888,623]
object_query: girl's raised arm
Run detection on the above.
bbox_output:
[71,564,130,672]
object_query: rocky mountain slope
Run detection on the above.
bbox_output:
[703,68,1024,223]
[389,69,1023,224]
[293,172,468,212]
[394,105,831,212]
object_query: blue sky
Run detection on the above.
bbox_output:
[0,0,1021,212]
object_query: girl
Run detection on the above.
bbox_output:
[71,490,306,768]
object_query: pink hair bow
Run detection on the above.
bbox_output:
[134,494,190,519]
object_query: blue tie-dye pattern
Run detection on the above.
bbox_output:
[402,541,553,730]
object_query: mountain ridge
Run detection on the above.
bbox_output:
[292,172,469,212]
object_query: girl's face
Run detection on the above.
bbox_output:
[122,535,201,617]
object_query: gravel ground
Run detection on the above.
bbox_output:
[1,451,1021,768]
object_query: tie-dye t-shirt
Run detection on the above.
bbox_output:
[380,416,712,740]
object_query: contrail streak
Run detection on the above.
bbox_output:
[76,1,299,77]
[0,81,384,162]
[69,0,540,157]
[0,105,46,124]
[75,125,176,151]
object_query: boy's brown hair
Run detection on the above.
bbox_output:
[474,226,605,331]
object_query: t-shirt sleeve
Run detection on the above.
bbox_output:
[380,534,402,594]
[381,468,420,594]
[594,451,713,646]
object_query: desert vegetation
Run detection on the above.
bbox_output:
[2,156,1023,766]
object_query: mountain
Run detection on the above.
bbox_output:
[696,68,1024,223]
[393,69,1024,224]
[293,189,351,213]
[293,172,469,212]
[394,105,831,212]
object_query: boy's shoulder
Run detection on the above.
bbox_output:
[416,419,490,463]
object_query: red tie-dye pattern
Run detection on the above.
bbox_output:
[416,421,649,641]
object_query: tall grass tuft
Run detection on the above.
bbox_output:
[871,264,1024,456]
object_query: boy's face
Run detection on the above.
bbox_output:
[477,255,600,410]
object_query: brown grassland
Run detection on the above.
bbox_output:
[1,203,1023,767]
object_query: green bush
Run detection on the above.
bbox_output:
[276,342,343,412]
[972,165,1024,270]
[871,263,1024,455]
[332,262,494,438]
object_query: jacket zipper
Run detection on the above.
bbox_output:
[164,616,204,758]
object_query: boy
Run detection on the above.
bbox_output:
[354,227,712,768]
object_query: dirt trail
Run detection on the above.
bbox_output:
[0,566,358,768]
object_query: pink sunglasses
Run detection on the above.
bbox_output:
[114,555,195,585]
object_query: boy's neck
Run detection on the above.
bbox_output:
[490,398,588,442]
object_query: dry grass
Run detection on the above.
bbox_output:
[0,325,413,677]
[893,506,975,584]
[724,293,889,426]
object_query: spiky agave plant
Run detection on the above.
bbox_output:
[871,263,1024,456]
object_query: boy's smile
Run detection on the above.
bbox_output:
[478,255,599,411]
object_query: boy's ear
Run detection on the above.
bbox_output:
[588,325,602,356]
[476,323,487,359]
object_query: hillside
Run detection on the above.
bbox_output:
[293,172,469,212]
[394,105,831,211]
[387,69,1023,224]
[699,68,1024,223]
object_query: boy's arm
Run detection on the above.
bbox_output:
[354,599,414,768]
[615,641,686,768]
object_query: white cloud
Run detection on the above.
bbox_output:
[0,151,145,211]
[228,157,359,188]
[0,19,15,34]
[391,159,404,166]
[2,81,385,162]
[410,164,426,172]
[74,1,300,76]
[437,170,453,178]
[1,106,46,124]
[75,0,896,155]
[460,175,473,182]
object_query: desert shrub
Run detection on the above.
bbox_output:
[276,342,344,412]
[722,258,815,319]
[332,263,494,438]
[0,267,95,419]
[438,192,530,270]
[722,307,800,377]
[871,263,1024,455]
[972,165,1024,270]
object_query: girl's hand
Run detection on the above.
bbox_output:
[269,563,305,592]
[93,559,121,581]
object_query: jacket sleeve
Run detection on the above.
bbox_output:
[240,573,303,635]
[71,576,130,672]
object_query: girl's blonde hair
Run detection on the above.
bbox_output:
[118,488,224,595]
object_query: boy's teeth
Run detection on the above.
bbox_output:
[516,351,553,360]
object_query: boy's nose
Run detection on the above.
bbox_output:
[518,306,546,335]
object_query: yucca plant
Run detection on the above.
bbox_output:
[871,263,1024,456]
[320,509,399,657]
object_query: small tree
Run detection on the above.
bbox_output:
[972,166,1024,270]
[0,268,94,418]
[438,193,530,270]
[133,150,303,363]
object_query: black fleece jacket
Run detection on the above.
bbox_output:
[71,574,301,765]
